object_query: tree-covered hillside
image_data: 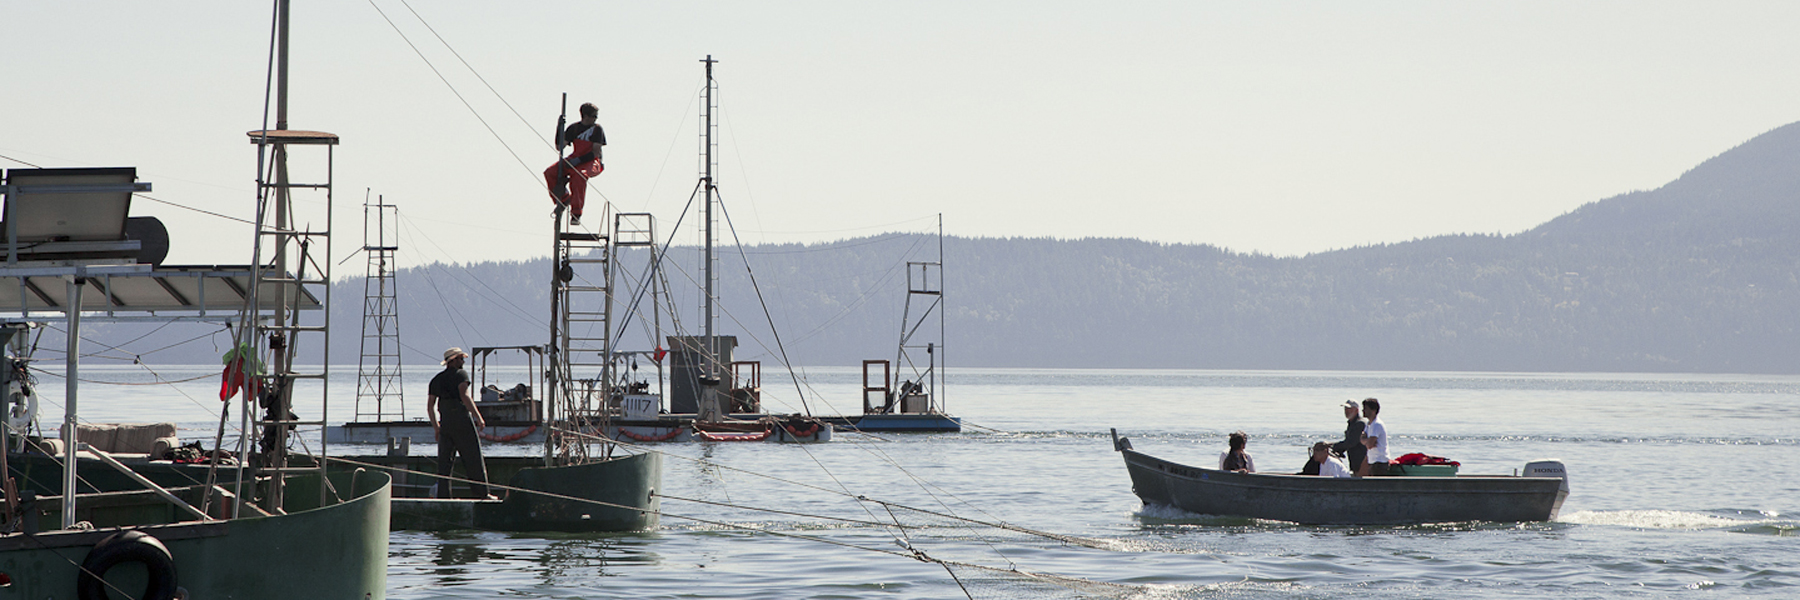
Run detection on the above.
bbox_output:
[71,122,1800,374]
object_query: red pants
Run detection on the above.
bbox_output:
[544,158,604,217]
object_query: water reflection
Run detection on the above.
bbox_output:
[391,532,666,592]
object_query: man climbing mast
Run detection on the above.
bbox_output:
[544,101,606,227]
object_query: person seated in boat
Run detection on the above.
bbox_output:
[1360,397,1392,476]
[1299,441,1354,478]
[1329,399,1367,472]
[1218,430,1255,473]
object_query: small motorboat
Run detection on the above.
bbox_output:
[1112,429,1569,525]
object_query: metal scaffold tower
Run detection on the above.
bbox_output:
[243,125,336,513]
[893,222,946,413]
[548,149,613,463]
[606,212,659,396]
[354,197,403,422]
[241,0,335,512]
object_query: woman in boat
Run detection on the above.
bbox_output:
[1219,430,1256,473]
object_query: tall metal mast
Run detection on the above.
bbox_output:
[246,0,335,514]
[268,0,294,514]
[700,56,718,383]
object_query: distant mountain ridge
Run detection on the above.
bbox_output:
[78,122,1800,374]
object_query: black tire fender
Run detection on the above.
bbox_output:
[77,530,178,600]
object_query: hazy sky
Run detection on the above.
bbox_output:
[7,1,1800,269]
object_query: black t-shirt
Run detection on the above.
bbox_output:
[562,122,606,164]
[430,367,471,419]
[1300,459,1322,476]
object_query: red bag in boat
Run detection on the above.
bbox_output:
[1394,452,1461,467]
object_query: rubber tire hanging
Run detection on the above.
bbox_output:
[77,530,178,600]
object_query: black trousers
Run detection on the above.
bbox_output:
[437,415,489,498]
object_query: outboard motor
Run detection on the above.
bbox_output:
[1523,459,1570,493]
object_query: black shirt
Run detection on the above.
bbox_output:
[561,122,606,164]
[430,367,472,419]
[1332,416,1368,469]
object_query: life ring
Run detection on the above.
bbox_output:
[7,379,36,433]
[618,428,681,442]
[479,424,539,442]
[77,530,178,600]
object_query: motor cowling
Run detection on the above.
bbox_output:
[1523,459,1570,493]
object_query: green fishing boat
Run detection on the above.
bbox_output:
[0,3,397,596]
[0,472,390,600]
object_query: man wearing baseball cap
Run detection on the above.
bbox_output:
[1329,399,1368,473]
[428,347,492,499]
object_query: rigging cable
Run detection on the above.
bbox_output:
[323,455,1131,600]
[365,0,540,187]
[610,179,703,356]
[396,0,551,149]
[1,152,257,226]
[393,211,545,328]
[369,0,615,212]
[420,263,474,345]
[30,324,244,431]
[587,429,1114,550]
[782,235,926,346]
[714,191,809,414]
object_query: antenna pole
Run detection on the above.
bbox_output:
[701,55,718,380]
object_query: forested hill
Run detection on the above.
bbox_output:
[82,121,1800,373]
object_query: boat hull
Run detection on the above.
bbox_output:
[8,450,661,532]
[326,415,834,444]
[340,452,662,532]
[1122,449,1566,524]
[0,470,391,599]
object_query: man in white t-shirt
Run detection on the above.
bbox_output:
[1360,397,1391,476]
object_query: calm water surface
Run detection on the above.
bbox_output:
[46,366,1800,598]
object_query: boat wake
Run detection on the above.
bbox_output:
[1560,509,1795,534]
[1133,502,1260,526]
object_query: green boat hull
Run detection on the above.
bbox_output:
[0,470,391,599]
[7,448,661,533]
[346,452,662,532]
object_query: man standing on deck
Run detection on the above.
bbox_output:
[543,102,606,227]
[429,347,492,499]
[1360,397,1391,476]
[1330,399,1368,473]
